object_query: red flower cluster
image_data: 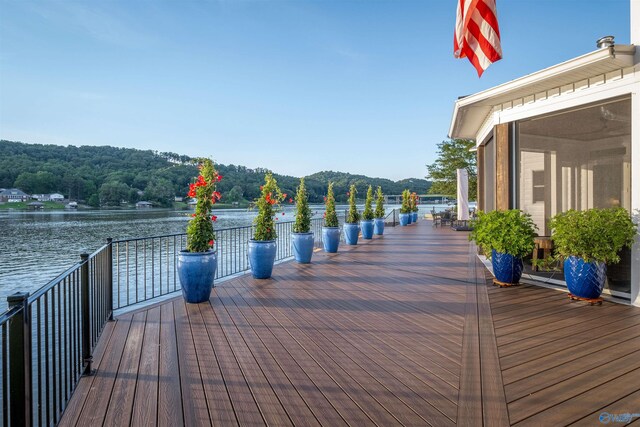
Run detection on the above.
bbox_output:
[187,173,223,199]
[211,215,217,222]
[208,239,214,247]
[289,198,293,203]
[265,192,277,205]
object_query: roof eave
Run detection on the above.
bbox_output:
[449,44,637,140]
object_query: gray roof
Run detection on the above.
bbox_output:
[0,188,29,197]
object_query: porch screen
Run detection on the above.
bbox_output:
[517,97,632,295]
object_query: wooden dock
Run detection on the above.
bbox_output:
[59,221,640,426]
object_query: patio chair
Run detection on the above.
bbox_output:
[431,209,442,227]
[441,211,453,227]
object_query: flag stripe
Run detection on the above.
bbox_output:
[453,0,502,77]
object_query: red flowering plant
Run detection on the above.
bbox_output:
[253,173,285,241]
[186,158,221,252]
[410,192,419,213]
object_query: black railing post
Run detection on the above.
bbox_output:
[106,238,114,321]
[7,292,32,427]
[80,253,93,376]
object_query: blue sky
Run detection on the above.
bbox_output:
[0,0,631,181]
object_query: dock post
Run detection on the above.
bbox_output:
[7,292,32,427]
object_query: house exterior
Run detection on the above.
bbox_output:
[449,4,640,306]
[32,193,65,202]
[0,188,30,203]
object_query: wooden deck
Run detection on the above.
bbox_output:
[59,220,640,426]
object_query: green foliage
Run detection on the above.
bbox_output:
[186,159,219,252]
[306,171,431,203]
[549,207,637,264]
[99,181,130,206]
[374,186,385,219]
[426,139,477,199]
[346,184,360,224]
[0,201,65,210]
[225,185,244,203]
[253,173,284,241]
[323,182,339,227]
[144,177,175,207]
[293,178,312,233]
[469,209,538,258]
[0,140,433,207]
[400,189,411,214]
[362,185,374,220]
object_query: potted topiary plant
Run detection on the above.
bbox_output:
[549,207,637,300]
[411,192,419,223]
[374,186,385,235]
[291,177,314,263]
[469,209,537,285]
[360,185,375,239]
[248,172,285,279]
[322,182,340,253]
[399,189,411,226]
[344,184,360,245]
[177,158,222,303]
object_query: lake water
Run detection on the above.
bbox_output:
[0,203,461,312]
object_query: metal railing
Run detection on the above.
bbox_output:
[0,245,112,426]
[112,217,328,310]
[1,209,398,426]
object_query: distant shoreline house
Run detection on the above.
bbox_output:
[448,7,640,306]
[0,188,30,203]
[32,193,65,202]
[136,201,153,209]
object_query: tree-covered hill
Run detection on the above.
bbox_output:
[0,140,431,207]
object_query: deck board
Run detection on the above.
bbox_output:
[157,302,183,427]
[58,220,640,426]
[130,306,160,426]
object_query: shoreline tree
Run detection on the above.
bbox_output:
[426,139,476,199]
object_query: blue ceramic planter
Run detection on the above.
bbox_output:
[292,232,314,263]
[564,256,607,299]
[407,213,413,224]
[248,240,277,279]
[344,223,359,245]
[412,212,418,223]
[360,220,374,239]
[322,227,340,253]
[373,218,385,235]
[399,213,410,226]
[491,249,523,285]
[177,250,217,303]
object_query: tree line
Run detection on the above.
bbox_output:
[0,140,431,207]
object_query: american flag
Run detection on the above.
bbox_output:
[454,0,502,77]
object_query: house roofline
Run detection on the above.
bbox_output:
[449,44,637,140]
